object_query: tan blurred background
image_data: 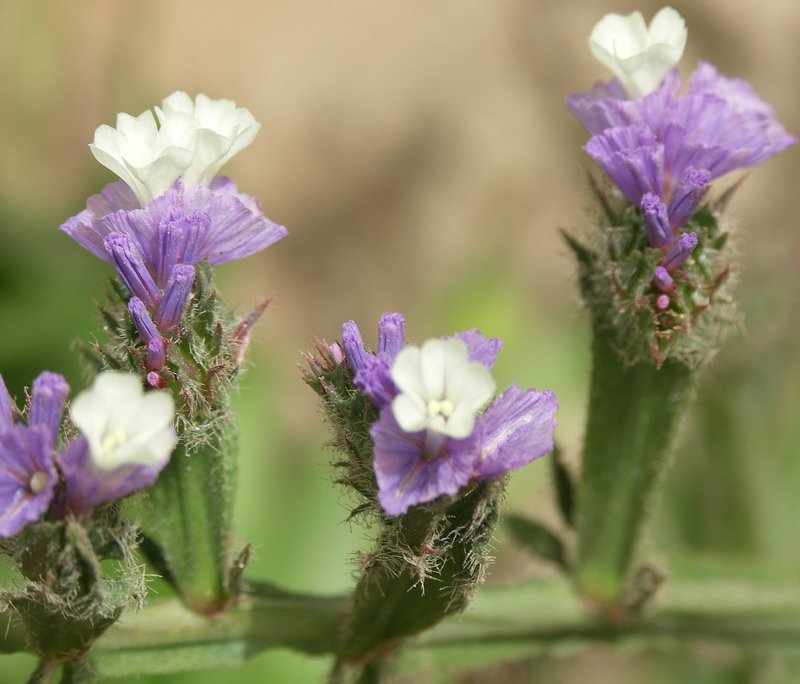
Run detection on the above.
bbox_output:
[1,1,799,682]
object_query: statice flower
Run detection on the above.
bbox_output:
[589,7,687,99]
[59,372,177,514]
[0,373,66,537]
[61,93,287,354]
[340,315,558,516]
[569,7,795,262]
[0,371,176,536]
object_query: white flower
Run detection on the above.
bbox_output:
[70,371,177,471]
[90,109,196,206]
[390,338,496,439]
[156,92,261,187]
[588,6,687,98]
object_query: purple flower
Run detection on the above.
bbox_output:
[364,334,557,516]
[0,371,69,537]
[0,425,58,538]
[568,63,795,236]
[60,178,287,337]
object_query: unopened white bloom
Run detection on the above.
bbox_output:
[90,110,196,206]
[156,92,261,187]
[70,371,177,471]
[589,6,687,98]
[390,338,496,439]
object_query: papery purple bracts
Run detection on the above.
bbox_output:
[641,193,673,248]
[129,297,162,346]
[156,264,196,330]
[653,266,675,292]
[157,211,206,285]
[668,167,712,230]
[29,372,70,439]
[146,339,167,371]
[0,425,57,537]
[662,232,698,271]
[376,313,406,357]
[341,321,370,373]
[105,233,160,309]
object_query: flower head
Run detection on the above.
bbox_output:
[0,370,69,537]
[156,92,261,187]
[340,324,557,517]
[589,7,687,99]
[390,338,496,440]
[89,93,260,206]
[69,372,176,471]
[60,371,177,513]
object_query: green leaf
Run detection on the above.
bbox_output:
[505,514,569,571]
[550,445,575,528]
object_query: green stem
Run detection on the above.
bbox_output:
[137,428,238,615]
[574,331,695,609]
[5,573,800,678]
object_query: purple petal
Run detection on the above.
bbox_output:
[668,167,712,230]
[641,193,672,248]
[452,330,503,370]
[156,263,196,330]
[473,385,558,480]
[0,375,15,430]
[172,182,287,265]
[29,372,70,438]
[353,354,397,408]
[0,425,56,537]
[653,266,674,293]
[146,339,166,371]
[372,407,477,516]
[662,232,698,272]
[104,233,160,309]
[156,211,207,285]
[585,126,665,204]
[59,180,140,261]
[57,436,167,514]
[341,320,370,372]
[567,79,632,135]
[128,297,162,346]
[376,313,406,358]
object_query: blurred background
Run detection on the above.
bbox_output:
[0,0,799,681]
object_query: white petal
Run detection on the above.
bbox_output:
[392,393,427,433]
[648,7,687,50]
[391,345,425,397]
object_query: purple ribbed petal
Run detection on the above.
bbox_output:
[104,233,160,309]
[128,297,161,345]
[59,181,140,262]
[157,211,207,285]
[0,375,15,430]
[57,436,167,514]
[63,179,286,270]
[662,232,698,272]
[371,407,478,516]
[668,167,712,229]
[585,126,664,204]
[146,339,166,371]
[653,266,674,292]
[640,193,672,248]
[0,425,56,537]
[473,385,558,480]
[354,354,397,408]
[169,181,287,265]
[29,372,69,438]
[570,63,794,209]
[376,313,406,357]
[156,264,196,330]
[328,342,345,365]
[453,330,503,370]
[566,79,632,134]
[341,321,370,372]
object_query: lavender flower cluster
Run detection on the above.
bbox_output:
[568,8,795,295]
[0,371,175,537]
[336,314,558,515]
[60,94,287,384]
